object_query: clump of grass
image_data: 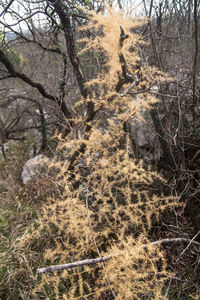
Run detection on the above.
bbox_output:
[0,144,60,299]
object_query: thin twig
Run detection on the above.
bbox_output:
[120,76,138,97]
[163,278,172,299]
[176,231,200,263]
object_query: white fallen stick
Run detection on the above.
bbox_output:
[37,255,113,274]
[37,238,200,274]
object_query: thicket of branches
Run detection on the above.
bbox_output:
[0,0,199,299]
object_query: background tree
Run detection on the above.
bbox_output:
[140,0,200,230]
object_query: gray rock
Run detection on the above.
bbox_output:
[21,154,49,184]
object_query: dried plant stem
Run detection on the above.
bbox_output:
[37,238,200,274]
[85,176,116,298]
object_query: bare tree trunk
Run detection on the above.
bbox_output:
[192,0,199,119]
[143,0,176,170]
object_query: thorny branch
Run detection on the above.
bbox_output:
[66,25,132,174]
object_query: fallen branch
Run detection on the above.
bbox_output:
[37,237,200,274]
[37,255,113,274]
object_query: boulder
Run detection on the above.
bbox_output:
[21,154,49,184]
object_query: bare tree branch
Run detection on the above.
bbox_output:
[37,238,200,274]
[0,0,15,17]
[49,0,88,99]
[0,50,72,120]
[37,255,113,274]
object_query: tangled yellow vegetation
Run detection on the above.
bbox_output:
[27,7,177,300]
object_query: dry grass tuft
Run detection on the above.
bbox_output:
[0,144,61,299]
